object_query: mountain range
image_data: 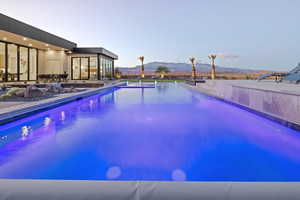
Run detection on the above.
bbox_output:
[118,62,272,74]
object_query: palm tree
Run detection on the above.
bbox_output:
[138,56,145,79]
[155,66,170,79]
[189,57,197,79]
[208,54,217,80]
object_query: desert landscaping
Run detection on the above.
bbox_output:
[0,83,83,101]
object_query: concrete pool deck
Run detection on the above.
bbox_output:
[0,82,124,125]
[187,80,300,130]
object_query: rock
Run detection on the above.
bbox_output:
[58,88,66,93]
[0,87,23,99]
[0,94,10,99]
[64,88,73,93]
[39,88,48,94]
[71,87,79,93]
[15,89,25,97]
[64,88,72,93]
[6,88,24,96]
[46,83,64,93]
[0,85,7,92]
[24,85,46,98]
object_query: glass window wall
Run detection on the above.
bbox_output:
[71,55,113,80]
[0,41,38,82]
[19,47,29,81]
[81,58,89,80]
[7,44,18,81]
[72,58,80,80]
[0,43,5,81]
[29,49,37,80]
[100,57,105,79]
[89,57,97,80]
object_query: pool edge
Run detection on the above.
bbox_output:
[182,83,300,131]
[0,82,125,126]
[0,179,300,200]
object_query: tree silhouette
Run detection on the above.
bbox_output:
[189,57,197,79]
[208,54,217,80]
[155,66,170,78]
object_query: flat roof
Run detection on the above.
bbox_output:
[0,13,77,49]
[73,47,118,60]
[0,13,118,58]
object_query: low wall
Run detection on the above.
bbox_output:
[195,80,300,129]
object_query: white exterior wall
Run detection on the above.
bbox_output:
[38,50,45,74]
[39,50,68,75]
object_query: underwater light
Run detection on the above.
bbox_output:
[44,117,52,126]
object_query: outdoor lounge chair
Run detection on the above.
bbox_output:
[185,79,205,86]
[256,63,300,82]
[280,73,300,84]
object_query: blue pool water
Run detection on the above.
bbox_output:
[0,83,300,181]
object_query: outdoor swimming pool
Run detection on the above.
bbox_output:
[0,83,300,181]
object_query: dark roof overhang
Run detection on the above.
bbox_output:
[72,47,118,60]
[0,13,77,49]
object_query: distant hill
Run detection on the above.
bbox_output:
[118,62,272,74]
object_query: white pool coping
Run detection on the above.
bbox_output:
[0,179,300,200]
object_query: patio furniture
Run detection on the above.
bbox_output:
[0,71,5,81]
[257,64,300,82]
[281,73,300,84]
[185,79,205,86]
[38,74,69,82]
[8,73,19,81]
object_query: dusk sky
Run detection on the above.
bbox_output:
[1,0,300,71]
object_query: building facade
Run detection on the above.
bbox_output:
[0,13,118,82]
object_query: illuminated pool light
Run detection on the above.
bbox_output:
[21,126,32,137]
[44,117,52,127]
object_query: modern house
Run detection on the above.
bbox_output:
[0,13,118,82]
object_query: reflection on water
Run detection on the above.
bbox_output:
[106,166,122,180]
[0,83,300,181]
[60,111,66,121]
[172,169,186,181]
[156,84,169,93]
